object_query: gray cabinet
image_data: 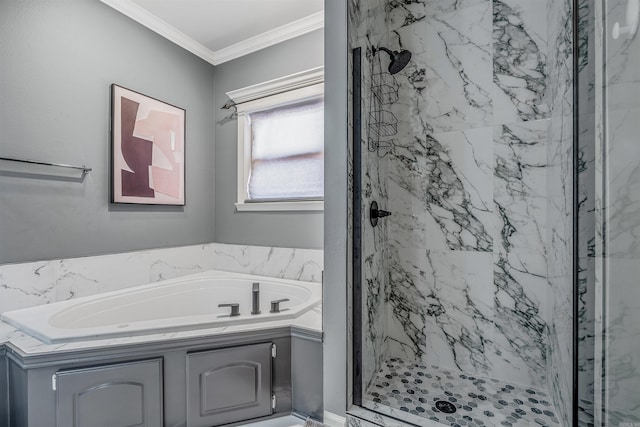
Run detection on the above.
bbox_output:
[0,352,7,427]
[186,343,272,427]
[5,329,321,427]
[55,358,163,427]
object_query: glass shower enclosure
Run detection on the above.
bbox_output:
[348,0,640,426]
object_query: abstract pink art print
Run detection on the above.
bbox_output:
[111,84,185,205]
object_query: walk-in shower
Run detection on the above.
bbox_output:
[348,0,640,426]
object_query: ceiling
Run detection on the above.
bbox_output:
[102,0,324,65]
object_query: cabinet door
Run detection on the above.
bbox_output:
[55,358,163,427]
[186,343,272,427]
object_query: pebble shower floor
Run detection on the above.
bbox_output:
[363,358,561,427]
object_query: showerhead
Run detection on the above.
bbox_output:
[374,46,412,74]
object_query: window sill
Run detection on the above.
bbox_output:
[235,200,324,212]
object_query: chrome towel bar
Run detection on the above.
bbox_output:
[0,156,92,175]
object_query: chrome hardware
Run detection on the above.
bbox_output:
[0,156,92,175]
[218,303,240,317]
[251,282,261,315]
[270,298,290,313]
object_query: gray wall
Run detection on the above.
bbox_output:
[0,0,215,264]
[214,30,324,250]
[322,1,348,418]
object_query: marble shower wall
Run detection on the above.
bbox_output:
[350,0,573,398]
[0,243,323,313]
[546,0,574,424]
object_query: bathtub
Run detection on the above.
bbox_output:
[1,270,321,344]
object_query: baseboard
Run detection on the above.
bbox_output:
[323,411,346,427]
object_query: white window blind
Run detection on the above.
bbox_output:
[247,98,324,201]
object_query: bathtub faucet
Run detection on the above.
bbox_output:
[251,282,261,315]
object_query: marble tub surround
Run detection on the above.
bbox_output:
[348,0,574,420]
[211,243,323,283]
[0,243,323,314]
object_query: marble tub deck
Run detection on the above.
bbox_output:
[0,305,321,356]
[362,358,560,427]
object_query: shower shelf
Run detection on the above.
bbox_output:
[368,110,398,137]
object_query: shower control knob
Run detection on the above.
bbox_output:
[370,201,392,227]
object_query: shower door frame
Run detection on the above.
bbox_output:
[351,45,364,408]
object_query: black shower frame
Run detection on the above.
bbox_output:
[571,0,580,425]
[352,4,583,418]
[352,46,364,408]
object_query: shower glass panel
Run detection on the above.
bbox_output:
[349,0,574,426]
[577,0,640,424]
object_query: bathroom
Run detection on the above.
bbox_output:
[0,0,638,426]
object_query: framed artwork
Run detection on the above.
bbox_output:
[111,84,186,205]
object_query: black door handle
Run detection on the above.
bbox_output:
[370,201,392,227]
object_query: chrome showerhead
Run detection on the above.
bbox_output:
[374,46,412,74]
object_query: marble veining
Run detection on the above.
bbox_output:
[422,1,493,133]
[0,243,323,315]
[545,0,574,424]
[210,244,323,283]
[493,120,548,257]
[493,0,549,124]
[388,129,494,252]
[0,261,56,312]
[349,0,574,423]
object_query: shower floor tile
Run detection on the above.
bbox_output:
[363,358,560,427]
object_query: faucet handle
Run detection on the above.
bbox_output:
[270,298,290,313]
[218,303,240,317]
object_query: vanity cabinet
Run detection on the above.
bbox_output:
[0,351,8,427]
[187,343,273,427]
[4,329,322,427]
[54,358,163,427]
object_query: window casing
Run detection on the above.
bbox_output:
[228,68,324,211]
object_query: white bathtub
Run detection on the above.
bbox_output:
[1,270,321,344]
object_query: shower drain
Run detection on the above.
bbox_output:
[435,400,457,414]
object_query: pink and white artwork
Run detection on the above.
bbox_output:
[111,84,185,205]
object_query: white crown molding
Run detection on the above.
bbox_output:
[212,11,324,65]
[100,0,217,64]
[100,0,324,66]
[227,66,324,105]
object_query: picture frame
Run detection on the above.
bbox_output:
[111,84,186,205]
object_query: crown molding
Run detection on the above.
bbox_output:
[212,11,324,65]
[100,0,324,66]
[100,0,217,64]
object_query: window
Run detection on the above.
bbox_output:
[228,67,324,211]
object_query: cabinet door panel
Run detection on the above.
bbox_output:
[201,362,261,413]
[187,343,272,427]
[56,358,162,427]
